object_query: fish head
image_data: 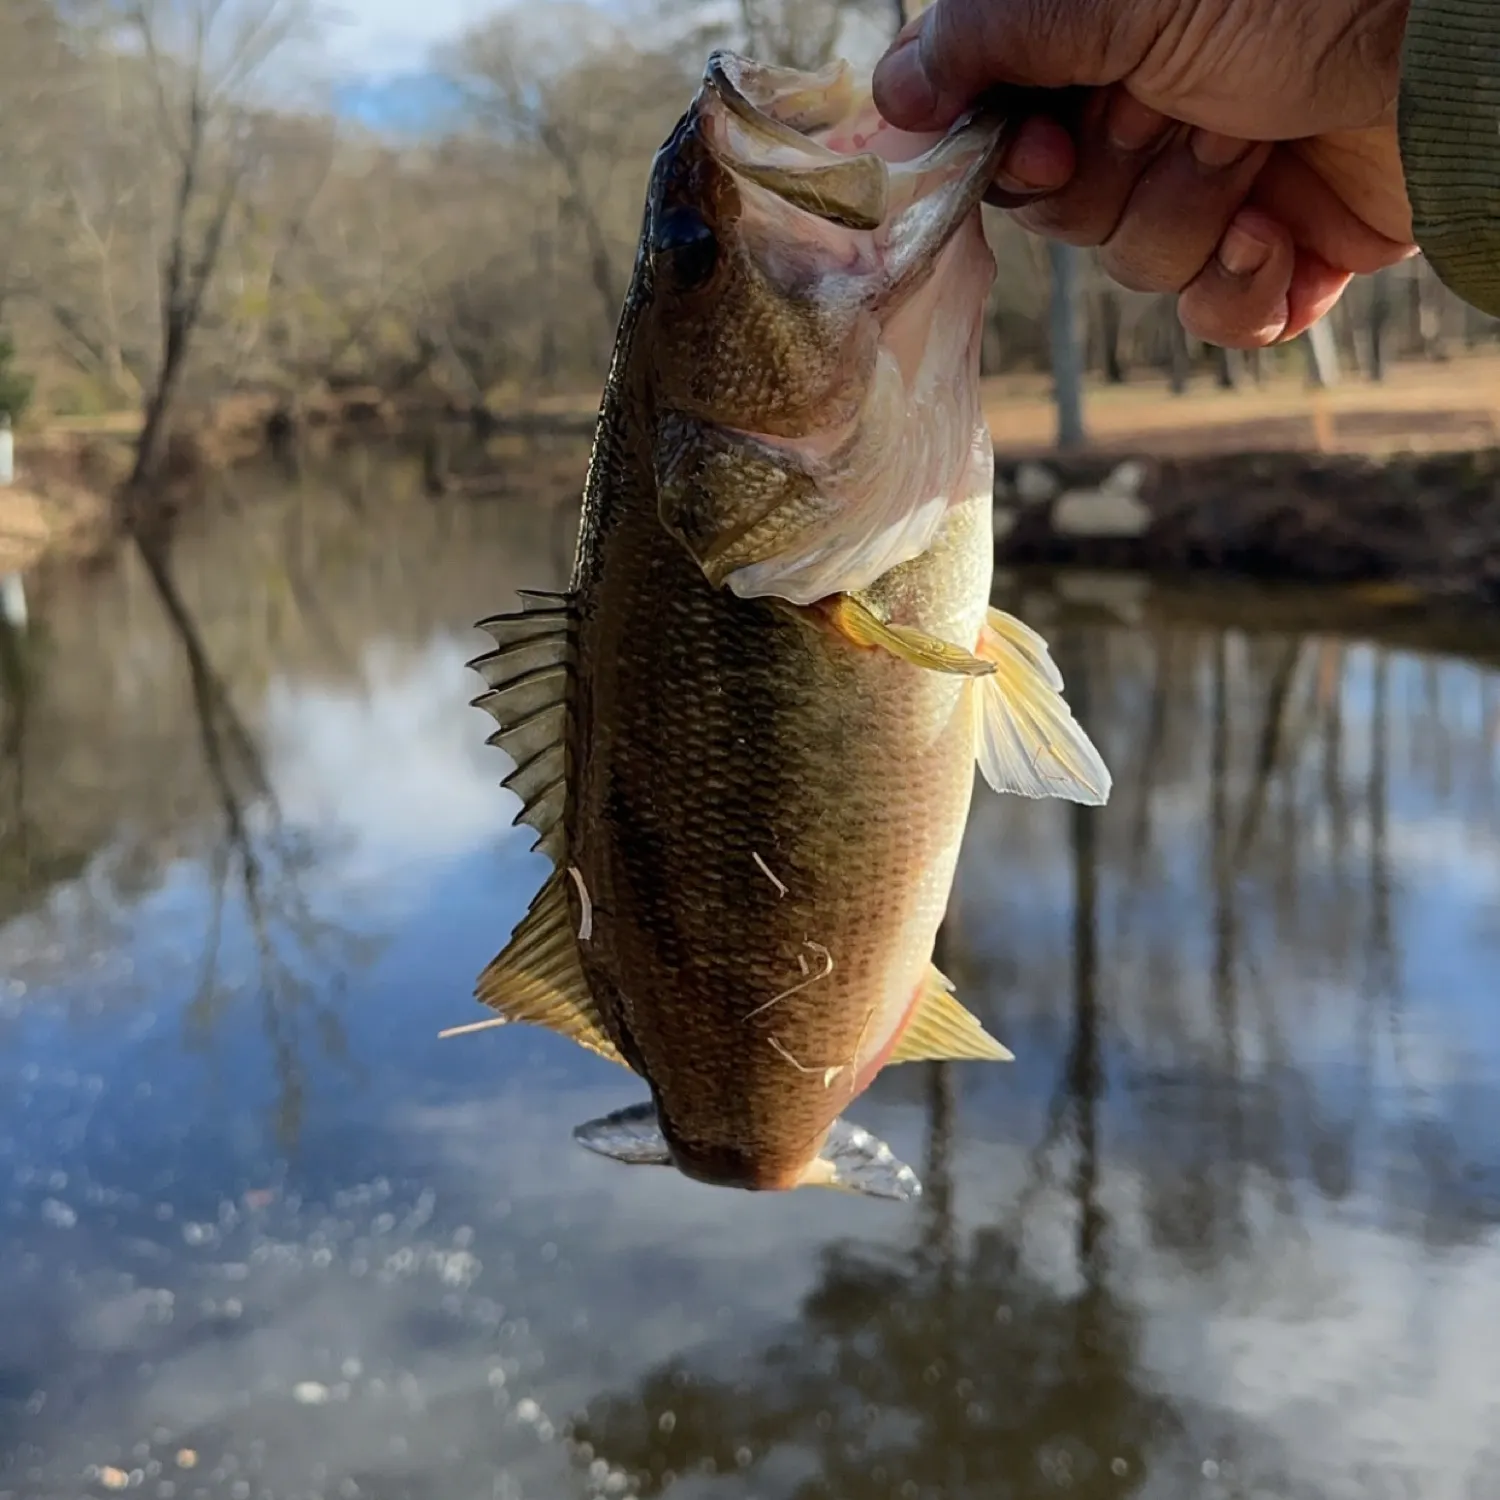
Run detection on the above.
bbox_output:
[634,51,1012,599]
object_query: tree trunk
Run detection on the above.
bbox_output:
[1302,319,1341,387]
[1367,268,1390,381]
[1048,241,1086,450]
[1407,262,1443,360]
[1098,290,1127,384]
[1167,311,1191,395]
[130,313,189,490]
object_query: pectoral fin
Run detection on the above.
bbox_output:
[821,594,995,677]
[574,1103,673,1165]
[800,1120,923,1201]
[971,606,1112,806]
[887,963,1014,1065]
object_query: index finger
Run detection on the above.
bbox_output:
[873,0,1138,129]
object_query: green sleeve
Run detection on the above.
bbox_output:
[1397,0,1500,317]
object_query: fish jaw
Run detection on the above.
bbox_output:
[639,50,1012,608]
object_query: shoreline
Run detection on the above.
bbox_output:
[7,409,1500,611]
[993,447,1500,607]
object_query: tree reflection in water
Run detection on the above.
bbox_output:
[3,458,1499,1496]
[129,519,366,1149]
[569,643,1186,1500]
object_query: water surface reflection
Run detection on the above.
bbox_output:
[2,453,1498,1500]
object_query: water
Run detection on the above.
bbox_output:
[2,448,1499,1500]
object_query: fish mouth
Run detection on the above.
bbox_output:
[695,49,1011,296]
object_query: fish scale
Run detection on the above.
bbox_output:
[458,50,1112,1201]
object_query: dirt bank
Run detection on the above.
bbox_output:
[11,360,1500,608]
[994,448,1500,606]
[0,436,124,573]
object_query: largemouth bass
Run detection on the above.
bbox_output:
[462,51,1111,1201]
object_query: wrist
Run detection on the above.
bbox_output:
[1396,0,1500,314]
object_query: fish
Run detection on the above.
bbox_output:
[458,50,1112,1203]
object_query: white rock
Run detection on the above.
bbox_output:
[1014,461,1060,504]
[1101,458,1147,496]
[1052,489,1151,539]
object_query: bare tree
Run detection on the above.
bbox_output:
[7,0,1496,439]
[444,10,692,357]
[122,0,317,489]
[1048,242,1087,448]
[734,0,870,66]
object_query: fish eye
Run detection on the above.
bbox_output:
[654,206,719,291]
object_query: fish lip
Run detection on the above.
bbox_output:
[701,51,855,164]
[695,47,1012,230]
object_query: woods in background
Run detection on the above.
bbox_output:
[0,0,1492,480]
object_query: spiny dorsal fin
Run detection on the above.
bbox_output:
[887,962,1014,1065]
[971,606,1113,807]
[476,871,625,1067]
[468,591,575,866]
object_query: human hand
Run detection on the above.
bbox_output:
[872,0,1419,347]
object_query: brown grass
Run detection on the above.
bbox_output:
[9,350,1500,576]
[983,352,1500,459]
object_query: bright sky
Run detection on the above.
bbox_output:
[319,0,518,77]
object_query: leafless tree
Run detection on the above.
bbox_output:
[121,0,318,488]
[443,10,692,356]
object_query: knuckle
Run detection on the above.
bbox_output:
[1098,241,1192,294]
[1013,196,1114,246]
[1179,289,1267,348]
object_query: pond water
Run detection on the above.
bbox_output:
[2,447,1499,1500]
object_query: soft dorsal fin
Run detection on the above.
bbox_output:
[887,963,1014,1065]
[475,871,626,1067]
[469,590,574,866]
[971,606,1112,807]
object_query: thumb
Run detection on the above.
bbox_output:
[873,0,1139,129]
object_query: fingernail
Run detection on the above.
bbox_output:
[1191,129,1253,170]
[992,168,1049,197]
[872,30,936,122]
[984,182,1047,210]
[1218,223,1271,277]
[1106,92,1166,153]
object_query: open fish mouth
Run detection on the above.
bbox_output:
[693,49,1011,289]
[636,49,1013,606]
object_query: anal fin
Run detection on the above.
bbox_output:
[821,593,995,677]
[475,872,626,1067]
[887,962,1014,1065]
[971,606,1113,806]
